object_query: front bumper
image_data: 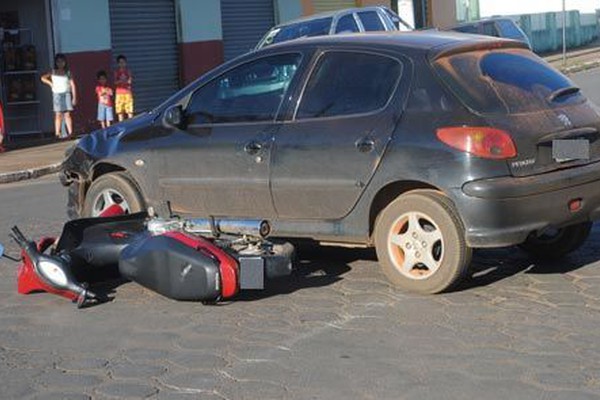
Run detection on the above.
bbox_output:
[457,161,600,248]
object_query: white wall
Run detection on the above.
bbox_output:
[480,0,600,17]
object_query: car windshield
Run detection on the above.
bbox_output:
[260,17,333,48]
[433,48,583,114]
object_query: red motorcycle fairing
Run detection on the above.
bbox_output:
[17,237,79,302]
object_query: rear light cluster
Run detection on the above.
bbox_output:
[436,127,517,160]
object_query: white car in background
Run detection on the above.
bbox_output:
[256,6,412,50]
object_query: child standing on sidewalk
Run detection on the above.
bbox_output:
[114,55,134,122]
[95,71,114,129]
[41,53,77,139]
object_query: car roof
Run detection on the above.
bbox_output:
[273,6,385,27]
[262,30,528,58]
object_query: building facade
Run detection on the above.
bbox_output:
[0,0,466,136]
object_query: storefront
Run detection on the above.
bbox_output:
[0,0,54,137]
[2,0,424,139]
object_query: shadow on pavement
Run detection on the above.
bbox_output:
[233,246,374,302]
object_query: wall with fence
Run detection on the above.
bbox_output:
[517,10,599,54]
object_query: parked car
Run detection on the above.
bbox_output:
[61,31,600,294]
[448,17,532,49]
[256,6,412,49]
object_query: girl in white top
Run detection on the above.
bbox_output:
[41,54,77,139]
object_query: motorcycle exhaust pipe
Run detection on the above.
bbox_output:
[185,218,271,238]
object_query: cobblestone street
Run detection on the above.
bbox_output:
[1,175,600,399]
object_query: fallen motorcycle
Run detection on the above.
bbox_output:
[2,208,294,308]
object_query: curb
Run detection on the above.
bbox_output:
[544,47,600,63]
[0,162,63,185]
[560,60,600,75]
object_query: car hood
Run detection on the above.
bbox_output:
[77,112,155,158]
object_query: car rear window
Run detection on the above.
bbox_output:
[270,18,333,45]
[433,48,584,114]
[496,20,526,40]
[297,51,402,119]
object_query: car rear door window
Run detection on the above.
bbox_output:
[187,54,302,124]
[358,11,385,31]
[453,24,478,34]
[335,14,359,33]
[482,22,500,37]
[271,18,333,45]
[296,51,402,119]
[433,48,583,114]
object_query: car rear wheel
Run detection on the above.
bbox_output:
[519,222,592,260]
[83,172,145,217]
[374,191,472,294]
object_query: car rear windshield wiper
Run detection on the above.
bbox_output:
[548,86,581,102]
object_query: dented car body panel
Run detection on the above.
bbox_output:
[61,32,600,248]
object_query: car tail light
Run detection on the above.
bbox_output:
[436,127,517,160]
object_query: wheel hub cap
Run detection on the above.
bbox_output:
[92,189,131,217]
[387,212,444,280]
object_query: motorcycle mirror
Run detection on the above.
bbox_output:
[164,105,185,129]
[0,242,22,262]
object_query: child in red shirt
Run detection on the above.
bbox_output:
[114,55,134,122]
[95,70,114,129]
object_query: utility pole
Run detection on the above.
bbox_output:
[562,0,567,67]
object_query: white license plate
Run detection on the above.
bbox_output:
[552,139,590,162]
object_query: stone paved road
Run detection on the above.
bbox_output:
[1,179,600,400]
[2,69,600,400]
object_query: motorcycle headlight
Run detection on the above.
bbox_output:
[38,260,68,287]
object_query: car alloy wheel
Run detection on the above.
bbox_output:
[387,211,444,280]
[91,188,131,217]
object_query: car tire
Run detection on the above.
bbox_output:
[374,190,472,294]
[82,172,145,218]
[519,222,592,260]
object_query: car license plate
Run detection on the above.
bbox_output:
[552,139,590,162]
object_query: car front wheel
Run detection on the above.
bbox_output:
[374,190,472,294]
[82,172,145,218]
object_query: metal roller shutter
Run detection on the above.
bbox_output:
[221,0,275,61]
[109,0,179,112]
[313,0,357,13]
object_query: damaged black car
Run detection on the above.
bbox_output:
[62,31,600,294]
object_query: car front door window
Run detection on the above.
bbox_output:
[187,53,302,125]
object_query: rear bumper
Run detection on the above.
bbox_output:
[457,161,600,248]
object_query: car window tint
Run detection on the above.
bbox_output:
[358,11,385,31]
[271,18,333,45]
[188,54,301,124]
[453,24,478,34]
[482,22,500,37]
[434,49,583,114]
[335,14,359,33]
[297,52,402,119]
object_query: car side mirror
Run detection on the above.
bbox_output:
[164,105,186,129]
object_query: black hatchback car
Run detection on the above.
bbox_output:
[62,31,600,294]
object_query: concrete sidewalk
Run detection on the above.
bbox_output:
[546,46,600,74]
[0,141,73,184]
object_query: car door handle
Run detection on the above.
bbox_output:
[244,141,263,155]
[356,138,375,153]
